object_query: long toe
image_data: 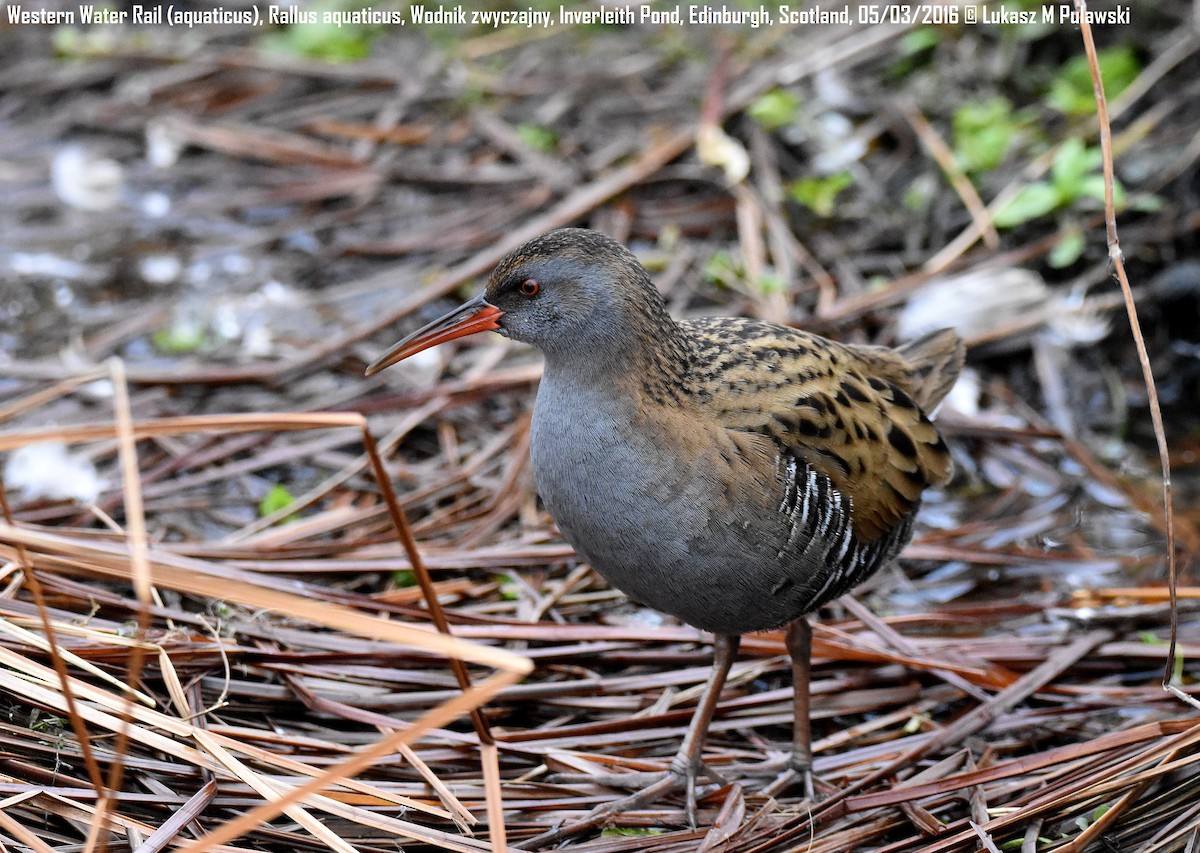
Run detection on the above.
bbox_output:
[548,769,668,790]
[521,757,733,849]
[759,752,824,802]
[517,772,684,850]
[787,750,817,801]
[667,752,729,827]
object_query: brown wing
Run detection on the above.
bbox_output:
[682,319,961,543]
[846,328,965,411]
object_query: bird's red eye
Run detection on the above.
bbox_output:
[519,279,539,297]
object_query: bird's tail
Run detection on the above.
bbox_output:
[893,328,965,411]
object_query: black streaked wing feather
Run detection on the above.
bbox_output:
[681,317,955,544]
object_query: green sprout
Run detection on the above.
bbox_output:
[788,171,854,217]
[748,89,801,130]
[994,137,1126,228]
[1048,46,1140,117]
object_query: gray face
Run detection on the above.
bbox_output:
[485,255,621,358]
[471,228,678,382]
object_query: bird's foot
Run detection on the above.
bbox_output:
[563,755,727,792]
[522,634,742,849]
[759,752,826,801]
[521,757,727,849]
[762,766,815,801]
[667,751,732,826]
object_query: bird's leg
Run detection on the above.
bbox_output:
[762,617,818,800]
[521,634,739,848]
[786,617,817,799]
[669,633,739,823]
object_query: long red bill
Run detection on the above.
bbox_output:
[365,294,504,376]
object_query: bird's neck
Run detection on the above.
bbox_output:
[629,315,698,404]
[541,303,696,404]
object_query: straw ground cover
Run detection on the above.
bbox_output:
[2,5,1200,851]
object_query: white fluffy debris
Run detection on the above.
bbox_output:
[899,268,1110,349]
[4,443,105,504]
[52,145,124,212]
[899,267,1050,341]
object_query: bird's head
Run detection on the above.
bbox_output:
[365,229,672,376]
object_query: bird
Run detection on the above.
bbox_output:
[366,228,963,835]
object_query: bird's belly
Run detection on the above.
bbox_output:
[530,383,816,634]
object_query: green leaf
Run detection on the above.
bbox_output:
[30,712,68,734]
[1074,173,1106,201]
[788,171,853,217]
[392,569,418,588]
[994,182,1062,227]
[888,26,938,76]
[1094,44,1142,97]
[755,272,787,296]
[498,573,520,602]
[262,0,385,62]
[1130,192,1164,212]
[600,828,664,837]
[903,174,935,211]
[702,251,741,288]
[1050,138,1101,194]
[266,21,377,63]
[1048,229,1086,268]
[1075,173,1126,208]
[53,25,121,57]
[259,484,295,518]
[152,321,206,354]
[900,26,939,56]
[1048,46,1141,117]
[516,123,558,152]
[748,89,800,130]
[953,98,1017,173]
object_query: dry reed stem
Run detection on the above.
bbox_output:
[1073,0,1188,713]
[0,403,532,852]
